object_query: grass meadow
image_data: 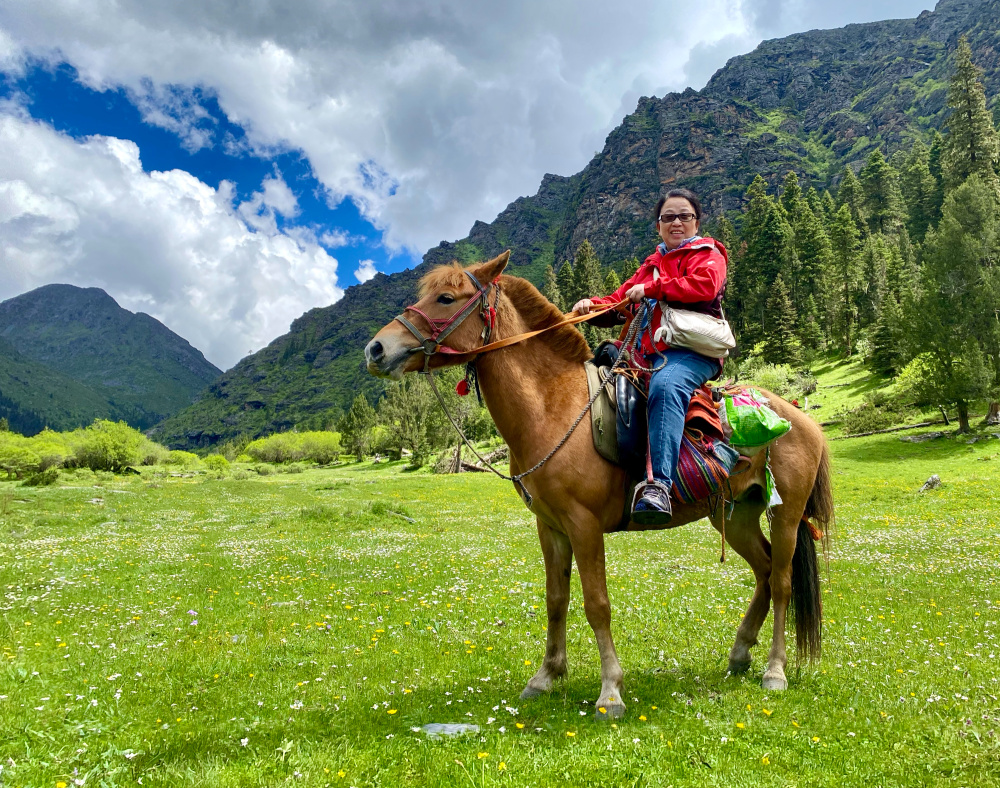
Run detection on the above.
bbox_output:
[2,425,1000,786]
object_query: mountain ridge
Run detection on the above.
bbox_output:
[153,0,1000,449]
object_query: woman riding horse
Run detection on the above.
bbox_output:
[573,188,727,526]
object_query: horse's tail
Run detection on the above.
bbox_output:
[804,442,835,543]
[791,442,833,661]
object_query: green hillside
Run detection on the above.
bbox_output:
[0,338,123,434]
[0,284,222,430]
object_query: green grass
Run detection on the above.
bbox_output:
[2,436,1000,786]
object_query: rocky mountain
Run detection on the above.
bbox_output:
[0,284,221,431]
[154,0,998,450]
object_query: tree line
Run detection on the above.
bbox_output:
[538,36,1000,432]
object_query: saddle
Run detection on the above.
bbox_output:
[585,342,739,507]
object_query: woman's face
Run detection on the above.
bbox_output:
[656,197,700,250]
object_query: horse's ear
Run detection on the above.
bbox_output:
[472,250,510,286]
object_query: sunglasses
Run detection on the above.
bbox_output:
[659,212,697,224]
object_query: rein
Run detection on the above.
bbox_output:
[393,281,633,507]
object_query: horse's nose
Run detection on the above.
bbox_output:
[365,339,384,364]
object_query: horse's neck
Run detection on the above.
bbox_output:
[475,328,587,467]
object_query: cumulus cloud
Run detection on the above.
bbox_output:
[739,0,934,40]
[0,0,757,257]
[354,260,378,284]
[0,109,342,369]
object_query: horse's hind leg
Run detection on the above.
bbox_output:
[711,501,771,675]
[762,507,801,691]
[521,520,573,699]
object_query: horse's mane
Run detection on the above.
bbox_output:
[419,263,592,363]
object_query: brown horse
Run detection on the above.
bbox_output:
[364,251,833,719]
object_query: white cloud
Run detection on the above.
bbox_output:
[0,109,342,369]
[0,0,759,257]
[354,260,377,284]
[319,229,361,249]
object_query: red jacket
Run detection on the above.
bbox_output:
[590,237,728,359]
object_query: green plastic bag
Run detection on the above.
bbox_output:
[721,388,791,455]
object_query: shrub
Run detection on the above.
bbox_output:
[29,429,75,471]
[203,454,230,472]
[165,450,201,467]
[0,440,41,479]
[22,468,59,487]
[139,440,170,466]
[253,464,275,476]
[298,432,341,464]
[841,402,895,435]
[73,420,147,473]
[245,433,301,464]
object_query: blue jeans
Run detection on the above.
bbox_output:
[646,349,717,487]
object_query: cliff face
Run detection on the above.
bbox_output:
[154,0,1000,449]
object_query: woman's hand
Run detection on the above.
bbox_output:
[572,299,593,314]
[626,283,646,303]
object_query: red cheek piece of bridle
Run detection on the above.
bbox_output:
[393,270,501,372]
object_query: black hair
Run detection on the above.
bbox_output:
[654,189,703,223]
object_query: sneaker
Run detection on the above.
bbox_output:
[631,482,672,526]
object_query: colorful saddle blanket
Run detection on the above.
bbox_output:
[584,360,740,504]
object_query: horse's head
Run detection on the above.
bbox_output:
[365,250,510,379]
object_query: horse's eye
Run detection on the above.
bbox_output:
[437,293,455,305]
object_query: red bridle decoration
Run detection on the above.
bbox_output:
[393,270,501,372]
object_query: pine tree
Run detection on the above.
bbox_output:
[556,260,575,309]
[859,149,905,235]
[570,241,605,347]
[734,176,794,342]
[791,200,833,305]
[805,187,825,220]
[900,139,938,241]
[603,268,621,295]
[619,256,641,283]
[798,295,825,352]
[870,295,904,376]
[910,174,1000,431]
[942,36,1000,191]
[763,275,803,367]
[0,417,7,432]
[820,189,837,224]
[779,171,803,218]
[829,203,861,355]
[837,166,868,237]
[928,130,947,220]
[541,264,563,310]
[856,235,890,329]
[339,395,377,461]
[714,215,738,253]
[572,240,604,304]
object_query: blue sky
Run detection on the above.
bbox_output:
[2,60,419,280]
[0,0,935,369]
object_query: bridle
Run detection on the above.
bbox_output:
[393,270,499,373]
[390,272,630,507]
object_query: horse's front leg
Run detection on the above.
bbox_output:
[571,521,625,719]
[521,520,573,699]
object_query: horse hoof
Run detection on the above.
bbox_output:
[594,701,626,720]
[728,660,752,675]
[762,672,788,691]
[520,684,546,700]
